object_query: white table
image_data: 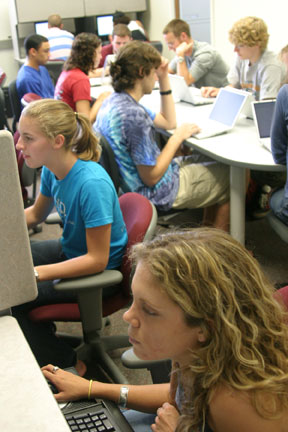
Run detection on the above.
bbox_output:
[0,316,70,432]
[140,92,285,244]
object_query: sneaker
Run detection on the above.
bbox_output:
[252,185,272,219]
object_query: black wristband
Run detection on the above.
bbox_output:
[160,89,172,95]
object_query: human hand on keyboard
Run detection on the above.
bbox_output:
[42,364,91,402]
[201,86,219,98]
[173,123,200,141]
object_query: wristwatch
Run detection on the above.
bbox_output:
[177,56,185,63]
[34,268,39,281]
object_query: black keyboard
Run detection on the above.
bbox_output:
[62,399,133,432]
[66,410,115,431]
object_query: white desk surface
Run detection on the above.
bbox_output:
[140,91,284,172]
[91,86,285,243]
[140,90,285,244]
[0,316,69,432]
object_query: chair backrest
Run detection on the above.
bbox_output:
[0,69,6,87]
[98,134,121,193]
[45,60,64,85]
[8,80,22,133]
[149,40,163,54]
[21,92,42,107]
[118,192,158,298]
[0,87,11,132]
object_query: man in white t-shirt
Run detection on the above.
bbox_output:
[46,14,74,61]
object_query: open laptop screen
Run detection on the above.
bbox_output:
[209,88,248,127]
[252,100,276,139]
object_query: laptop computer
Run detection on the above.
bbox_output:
[241,92,255,119]
[252,99,276,152]
[168,74,215,105]
[193,87,249,140]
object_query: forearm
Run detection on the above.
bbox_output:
[25,197,53,228]
[177,61,194,86]
[158,75,176,128]
[138,133,183,186]
[25,206,41,229]
[90,99,103,123]
[91,382,171,413]
[36,253,107,282]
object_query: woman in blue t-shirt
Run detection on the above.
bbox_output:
[12,98,128,374]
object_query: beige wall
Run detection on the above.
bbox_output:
[142,0,176,60]
[3,0,288,83]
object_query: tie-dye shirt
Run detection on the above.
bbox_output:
[94,92,179,210]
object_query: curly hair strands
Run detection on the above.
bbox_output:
[229,16,269,51]
[64,32,101,74]
[130,228,288,431]
[110,40,161,92]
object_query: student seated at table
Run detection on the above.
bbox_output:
[94,24,132,74]
[94,41,230,231]
[16,34,55,102]
[54,33,110,123]
[201,16,285,101]
[12,99,128,374]
[270,84,288,225]
[43,228,288,432]
[162,18,229,88]
[202,16,286,219]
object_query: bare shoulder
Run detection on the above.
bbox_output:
[208,386,288,432]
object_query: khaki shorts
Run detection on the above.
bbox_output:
[172,158,229,209]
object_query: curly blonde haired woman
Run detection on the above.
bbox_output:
[43,228,288,431]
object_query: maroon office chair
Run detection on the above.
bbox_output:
[0,68,6,87]
[28,192,157,383]
[21,92,42,107]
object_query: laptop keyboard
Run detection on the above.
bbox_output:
[66,410,115,431]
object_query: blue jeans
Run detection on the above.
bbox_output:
[123,410,156,431]
[12,239,77,368]
[270,188,288,226]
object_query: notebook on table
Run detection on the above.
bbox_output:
[168,74,215,105]
[252,100,276,152]
[192,87,249,140]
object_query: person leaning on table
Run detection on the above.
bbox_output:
[163,18,229,88]
[42,228,288,432]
